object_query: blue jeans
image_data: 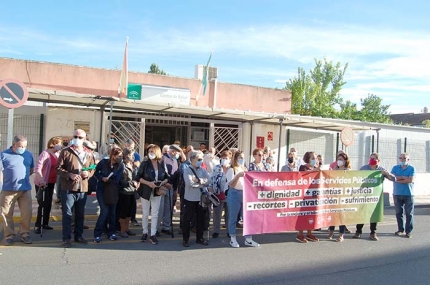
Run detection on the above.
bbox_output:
[227,188,251,239]
[394,195,414,234]
[94,190,117,238]
[61,191,87,241]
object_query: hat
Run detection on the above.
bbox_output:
[169,144,182,152]
[83,140,96,150]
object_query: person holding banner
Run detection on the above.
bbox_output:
[281,151,300,172]
[227,151,260,248]
[391,153,415,238]
[354,153,395,241]
[328,152,351,242]
[297,151,320,243]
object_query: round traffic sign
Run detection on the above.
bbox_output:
[0,79,29,109]
[340,127,354,147]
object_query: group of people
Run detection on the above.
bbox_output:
[0,132,416,249]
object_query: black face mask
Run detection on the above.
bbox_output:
[62,141,69,147]
[288,157,294,163]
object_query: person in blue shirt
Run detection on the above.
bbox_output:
[391,153,415,238]
[0,135,34,246]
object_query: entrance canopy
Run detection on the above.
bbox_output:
[29,88,380,132]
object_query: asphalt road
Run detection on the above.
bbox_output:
[1,206,430,285]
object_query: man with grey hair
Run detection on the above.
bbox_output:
[0,135,34,246]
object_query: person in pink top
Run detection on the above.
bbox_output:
[34,137,63,234]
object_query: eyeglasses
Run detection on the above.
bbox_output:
[73,136,85,139]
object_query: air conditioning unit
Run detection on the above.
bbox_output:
[195,65,218,80]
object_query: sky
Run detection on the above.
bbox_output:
[1,0,429,114]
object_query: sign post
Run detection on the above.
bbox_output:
[0,79,29,146]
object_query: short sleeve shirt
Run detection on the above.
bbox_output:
[391,164,415,196]
[1,148,34,191]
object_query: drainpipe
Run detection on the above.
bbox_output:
[277,118,284,171]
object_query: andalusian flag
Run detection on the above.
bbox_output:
[118,37,129,96]
[202,52,212,95]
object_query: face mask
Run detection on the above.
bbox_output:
[174,153,180,159]
[369,158,378,166]
[115,157,123,164]
[238,158,244,165]
[310,159,316,166]
[221,158,230,167]
[16,147,25,155]
[54,145,62,151]
[148,153,156,160]
[196,160,203,168]
[400,161,408,166]
[288,157,294,163]
[71,138,84,147]
[337,160,344,167]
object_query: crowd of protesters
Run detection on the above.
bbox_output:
[0,130,416,247]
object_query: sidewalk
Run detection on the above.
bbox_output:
[6,194,430,223]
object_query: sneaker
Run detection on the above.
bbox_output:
[344,227,351,234]
[306,234,319,242]
[369,233,379,241]
[62,240,71,248]
[296,235,308,243]
[353,232,361,238]
[405,233,412,238]
[395,231,405,236]
[197,239,209,246]
[94,237,102,243]
[109,234,117,241]
[140,233,148,242]
[126,230,136,236]
[327,231,334,240]
[212,232,219,238]
[149,235,159,245]
[230,237,240,248]
[4,237,14,246]
[244,239,260,247]
[21,236,33,244]
[132,219,140,226]
[336,235,344,242]
[34,227,41,234]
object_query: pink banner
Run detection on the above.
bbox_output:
[243,171,384,235]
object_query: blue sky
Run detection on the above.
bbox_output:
[1,0,429,114]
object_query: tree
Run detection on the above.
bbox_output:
[285,59,348,118]
[338,100,359,120]
[148,63,166,75]
[358,94,392,124]
[422,119,430,128]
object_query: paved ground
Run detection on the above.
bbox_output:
[1,200,430,285]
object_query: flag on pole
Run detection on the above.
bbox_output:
[118,37,129,96]
[202,52,212,95]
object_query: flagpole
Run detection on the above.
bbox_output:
[196,51,212,103]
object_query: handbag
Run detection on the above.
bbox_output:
[189,167,220,207]
[103,180,119,205]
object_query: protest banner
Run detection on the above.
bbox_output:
[243,170,383,235]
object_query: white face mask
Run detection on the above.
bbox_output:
[148,153,156,160]
[221,158,230,167]
[337,160,344,167]
[71,138,84,147]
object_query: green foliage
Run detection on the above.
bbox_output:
[148,63,167,75]
[422,119,430,128]
[285,59,393,124]
[286,59,347,118]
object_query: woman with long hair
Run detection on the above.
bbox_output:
[227,151,260,248]
[136,144,169,245]
[328,152,351,242]
[34,136,63,234]
[93,147,124,243]
[297,151,320,243]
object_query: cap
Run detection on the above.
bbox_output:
[169,144,182,152]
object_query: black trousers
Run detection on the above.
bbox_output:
[35,183,55,227]
[182,199,206,242]
[356,223,377,234]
